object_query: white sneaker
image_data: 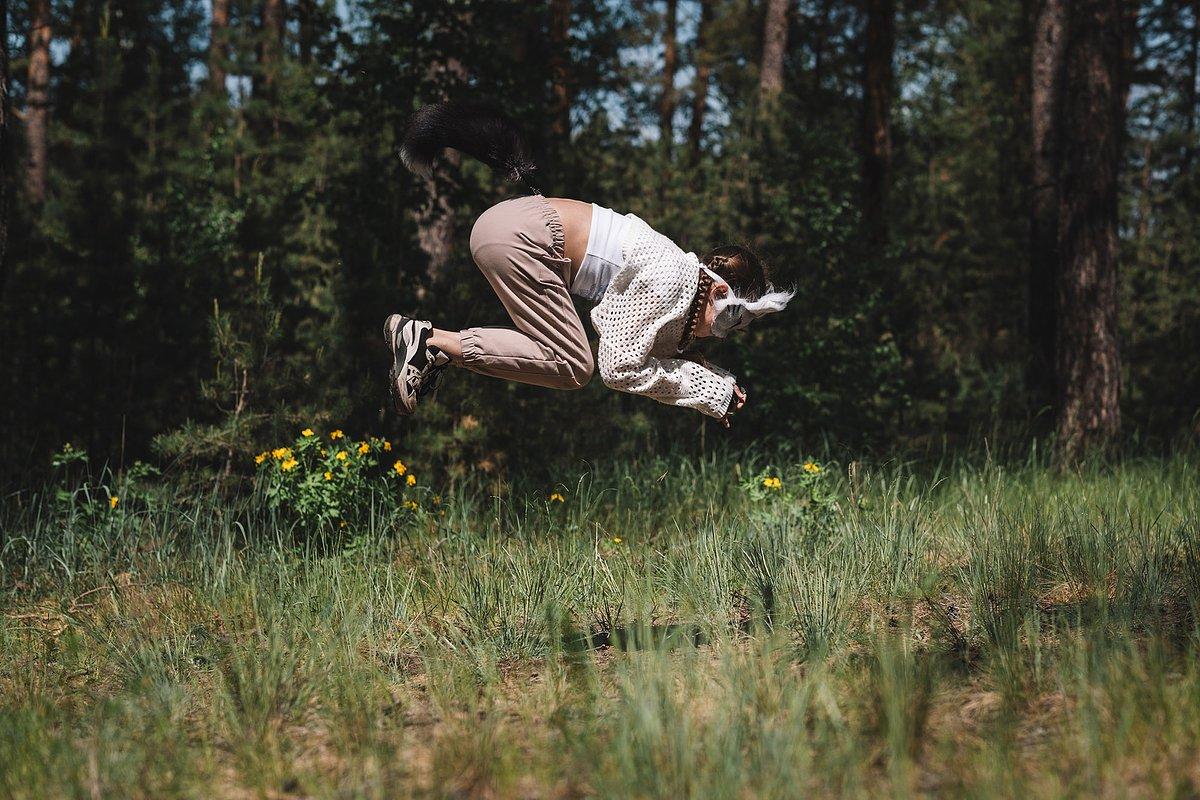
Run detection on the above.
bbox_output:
[384,314,450,415]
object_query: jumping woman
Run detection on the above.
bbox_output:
[386,102,792,427]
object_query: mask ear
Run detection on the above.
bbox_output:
[739,288,794,318]
[709,286,793,337]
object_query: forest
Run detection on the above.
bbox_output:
[2,0,1197,484]
[6,3,1200,797]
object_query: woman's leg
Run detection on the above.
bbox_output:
[428,329,463,360]
[454,197,594,390]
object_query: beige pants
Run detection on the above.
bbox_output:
[460,195,594,389]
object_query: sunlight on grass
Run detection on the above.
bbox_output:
[2,452,1199,797]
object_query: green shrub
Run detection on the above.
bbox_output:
[255,428,425,529]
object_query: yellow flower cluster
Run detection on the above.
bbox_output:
[392,460,407,476]
[549,492,566,503]
[762,476,783,490]
[335,451,348,462]
[330,429,345,440]
[301,428,314,437]
[281,458,298,471]
[109,496,120,509]
[324,471,333,481]
[357,442,370,455]
[382,441,392,452]
[406,474,416,486]
[802,461,821,474]
[403,500,419,511]
[271,447,292,460]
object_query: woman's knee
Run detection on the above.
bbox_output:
[564,346,594,390]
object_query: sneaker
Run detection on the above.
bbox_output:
[384,314,451,415]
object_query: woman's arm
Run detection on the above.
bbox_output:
[592,264,736,419]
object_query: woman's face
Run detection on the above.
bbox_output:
[693,278,730,339]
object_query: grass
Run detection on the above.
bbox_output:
[2,450,1200,798]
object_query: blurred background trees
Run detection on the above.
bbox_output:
[1,0,1198,484]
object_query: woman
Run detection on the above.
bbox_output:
[387,102,792,428]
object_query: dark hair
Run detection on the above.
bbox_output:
[701,245,769,300]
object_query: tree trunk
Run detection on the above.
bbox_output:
[1029,0,1067,414]
[861,0,894,244]
[759,0,789,103]
[414,57,467,287]
[210,0,230,93]
[257,0,285,96]
[26,0,52,204]
[297,0,315,66]
[688,0,713,167]
[549,0,571,142]
[0,0,8,288]
[1185,0,1198,170]
[660,0,678,152]
[807,0,832,127]
[1055,0,1124,462]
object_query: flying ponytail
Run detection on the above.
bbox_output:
[399,101,541,194]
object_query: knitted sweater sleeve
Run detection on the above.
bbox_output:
[590,255,736,419]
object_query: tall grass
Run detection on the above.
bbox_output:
[2,451,1199,797]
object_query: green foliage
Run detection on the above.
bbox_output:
[3,0,1199,484]
[740,458,837,519]
[255,428,424,529]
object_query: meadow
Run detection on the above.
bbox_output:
[2,447,1199,799]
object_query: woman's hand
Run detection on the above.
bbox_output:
[719,384,747,428]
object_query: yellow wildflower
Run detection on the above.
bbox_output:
[406,474,416,486]
[432,495,442,505]
[392,460,407,476]
[281,458,299,471]
[301,428,314,437]
[330,429,345,440]
[271,447,291,460]
[357,442,370,455]
[404,500,419,511]
[109,496,119,509]
[762,477,782,490]
[339,520,347,528]
[803,461,821,474]
[612,536,623,544]
[254,452,267,465]
[382,440,392,452]
[324,471,333,481]
[335,451,348,462]
[549,492,565,503]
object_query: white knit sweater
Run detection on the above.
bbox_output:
[589,215,736,419]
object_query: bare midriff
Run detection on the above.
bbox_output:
[546,197,592,272]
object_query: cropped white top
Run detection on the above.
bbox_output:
[570,203,634,302]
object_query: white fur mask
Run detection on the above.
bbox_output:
[704,267,794,338]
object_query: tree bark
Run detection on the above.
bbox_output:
[1,0,8,287]
[26,0,52,204]
[549,0,571,142]
[1029,0,1067,414]
[861,0,894,244]
[210,0,231,93]
[759,0,789,103]
[257,0,285,96]
[1055,0,1124,462]
[414,57,467,286]
[1185,0,1198,170]
[297,0,315,66]
[660,0,678,151]
[688,0,713,166]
